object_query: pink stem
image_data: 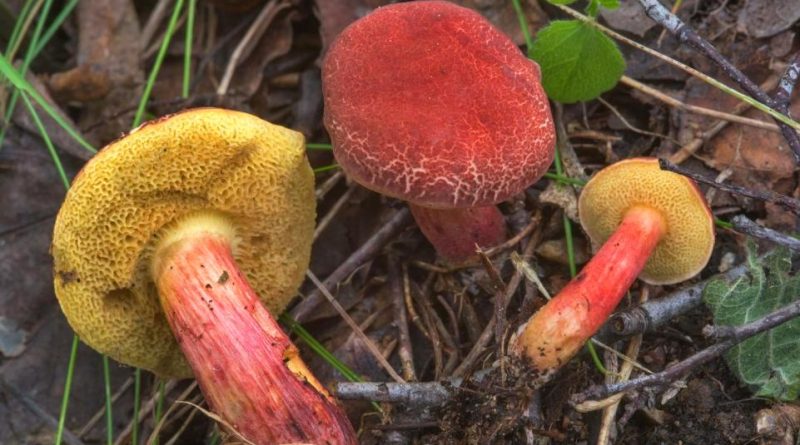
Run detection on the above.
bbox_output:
[513,206,666,377]
[154,232,356,445]
[409,203,507,263]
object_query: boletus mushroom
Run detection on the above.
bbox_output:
[52,108,356,444]
[512,158,715,382]
[322,0,556,263]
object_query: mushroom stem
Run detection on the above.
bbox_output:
[409,203,507,263]
[152,218,356,445]
[512,206,666,377]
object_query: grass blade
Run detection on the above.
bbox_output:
[102,356,113,445]
[182,0,196,98]
[133,0,185,127]
[0,53,95,152]
[54,335,79,445]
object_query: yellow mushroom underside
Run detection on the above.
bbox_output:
[51,108,315,378]
[577,158,714,285]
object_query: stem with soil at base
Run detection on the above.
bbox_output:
[513,206,666,377]
[409,203,507,263]
[153,221,356,445]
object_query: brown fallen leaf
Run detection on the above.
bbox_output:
[46,0,143,146]
[738,0,800,39]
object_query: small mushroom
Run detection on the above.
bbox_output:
[321,1,555,263]
[512,158,715,380]
[52,108,356,444]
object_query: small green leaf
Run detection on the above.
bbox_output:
[586,0,619,17]
[598,0,620,9]
[703,244,800,400]
[546,0,578,5]
[530,20,625,103]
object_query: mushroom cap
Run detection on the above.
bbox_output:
[578,158,715,285]
[322,0,555,209]
[51,108,315,377]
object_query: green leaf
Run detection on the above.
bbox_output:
[546,0,578,5]
[597,0,620,9]
[586,0,619,17]
[530,20,625,103]
[703,244,800,400]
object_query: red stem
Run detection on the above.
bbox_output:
[513,206,666,376]
[409,203,507,263]
[154,232,356,445]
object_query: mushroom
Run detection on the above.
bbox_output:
[321,0,555,263]
[51,108,356,444]
[512,158,715,381]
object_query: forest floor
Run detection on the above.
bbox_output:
[1,0,800,444]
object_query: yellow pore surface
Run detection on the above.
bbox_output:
[51,108,315,377]
[578,158,714,285]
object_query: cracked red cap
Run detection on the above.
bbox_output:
[322,0,555,209]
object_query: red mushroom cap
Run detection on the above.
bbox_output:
[322,0,555,209]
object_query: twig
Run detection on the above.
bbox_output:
[573,298,800,403]
[774,51,800,113]
[315,170,343,201]
[600,261,751,338]
[389,255,417,381]
[731,215,800,252]
[637,0,800,160]
[414,273,445,378]
[113,379,178,445]
[668,75,781,164]
[658,159,800,213]
[313,184,356,241]
[307,270,405,383]
[334,381,455,406]
[403,263,431,341]
[216,0,290,95]
[142,382,198,445]
[140,0,172,52]
[290,207,412,322]
[477,249,507,347]
[578,290,648,420]
[620,76,780,133]
[554,5,800,133]
[451,232,541,378]
[77,377,134,437]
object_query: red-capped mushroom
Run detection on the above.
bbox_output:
[322,0,556,263]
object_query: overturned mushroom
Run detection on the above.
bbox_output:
[52,108,356,444]
[513,158,715,382]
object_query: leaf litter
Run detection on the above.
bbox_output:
[2,0,800,443]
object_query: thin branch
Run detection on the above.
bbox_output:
[600,261,752,338]
[335,381,455,406]
[774,51,800,113]
[668,75,781,164]
[389,254,417,381]
[637,0,800,160]
[307,270,406,383]
[731,215,800,252]
[658,159,800,213]
[573,298,800,403]
[290,207,412,322]
[621,76,780,133]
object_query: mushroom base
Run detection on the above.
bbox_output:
[153,225,356,445]
[409,203,507,264]
[512,206,666,379]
